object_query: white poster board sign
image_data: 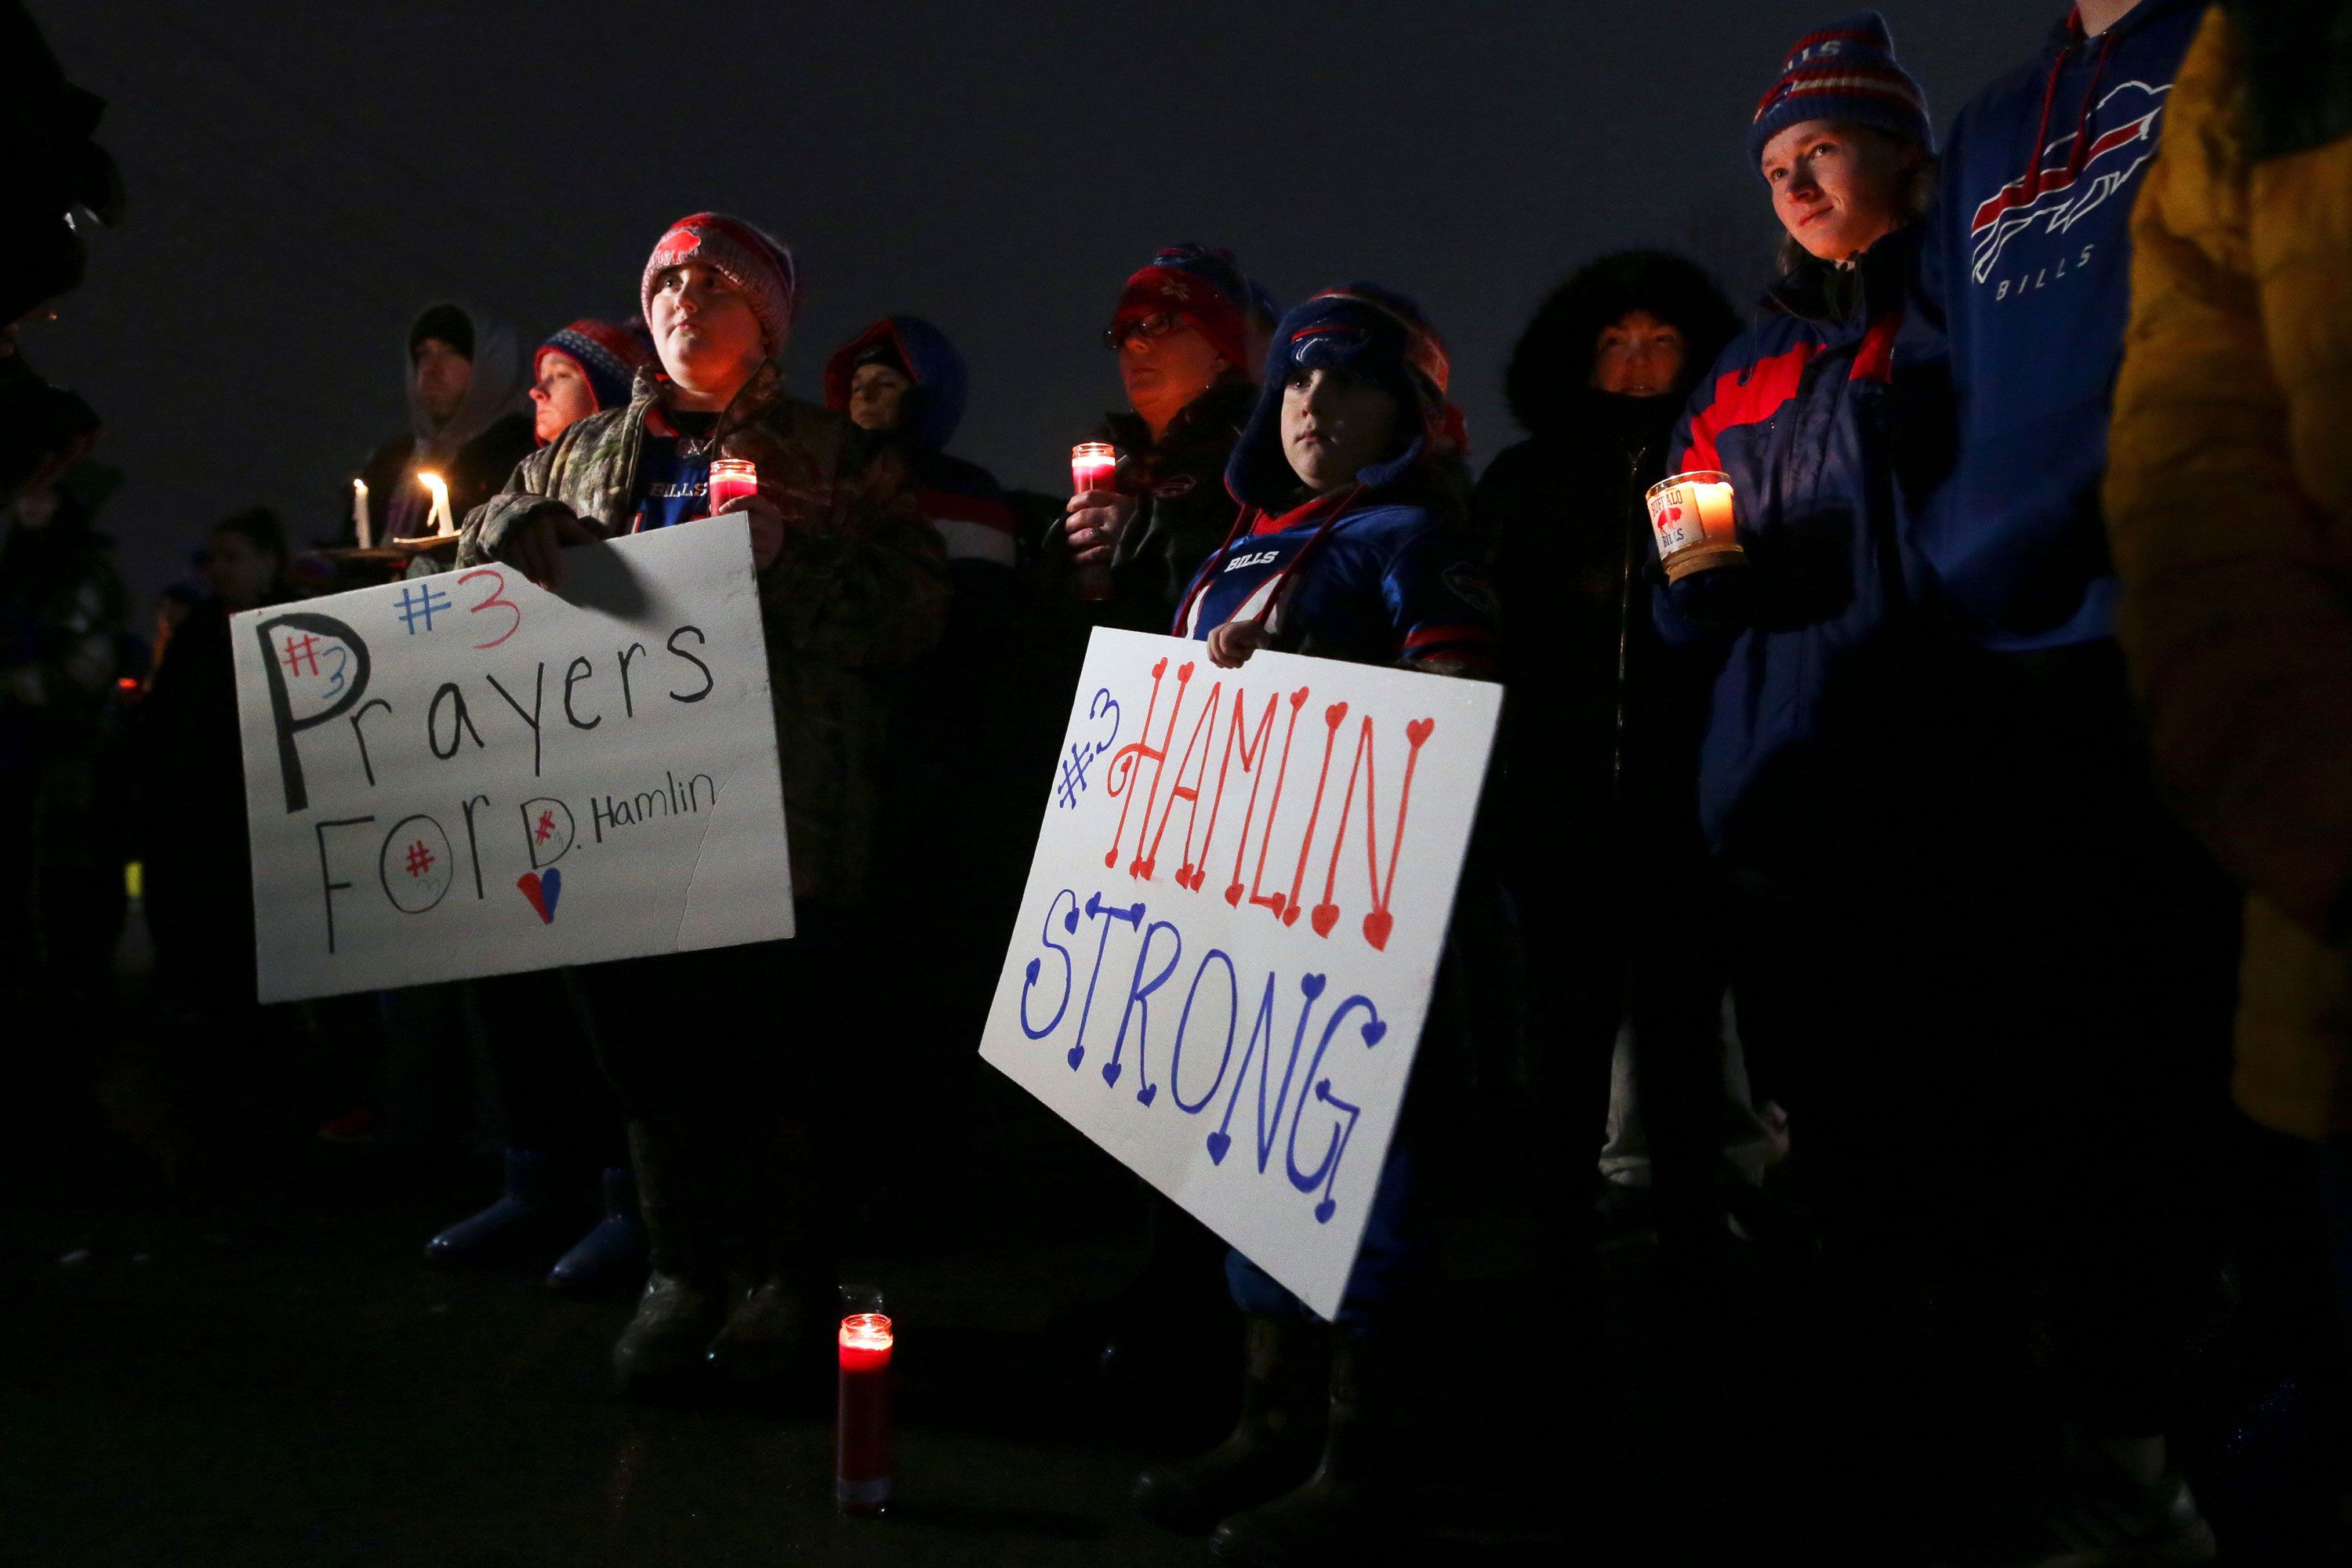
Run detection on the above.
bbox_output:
[980,629,1502,1318]
[232,519,794,1002]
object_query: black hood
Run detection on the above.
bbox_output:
[1503,250,1741,440]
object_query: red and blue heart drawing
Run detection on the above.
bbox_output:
[517,868,563,924]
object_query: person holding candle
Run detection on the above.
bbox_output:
[1054,242,1278,1406]
[1134,285,1497,1566]
[348,302,534,548]
[529,317,654,447]
[1642,12,1975,1533]
[457,212,946,1400]
[1468,251,1761,1258]
[1057,243,1267,633]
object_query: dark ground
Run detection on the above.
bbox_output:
[3,916,2345,1566]
[0,972,1574,1568]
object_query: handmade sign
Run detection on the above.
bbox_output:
[231,518,794,1003]
[980,629,1502,1318]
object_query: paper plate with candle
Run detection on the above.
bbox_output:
[1645,470,1741,582]
[384,470,466,555]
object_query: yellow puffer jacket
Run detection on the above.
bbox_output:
[2106,3,2352,1141]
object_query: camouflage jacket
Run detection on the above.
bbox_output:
[456,361,949,906]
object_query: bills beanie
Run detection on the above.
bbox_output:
[641,213,800,360]
[536,318,655,412]
[1747,11,1933,173]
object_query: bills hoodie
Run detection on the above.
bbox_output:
[1910,0,2204,649]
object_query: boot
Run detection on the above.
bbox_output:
[703,1273,817,1396]
[1132,1315,1330,1533]
[423,1149,568,1265]
[702,1116,830,1397]
[611,1121,728,1399]
[546,1165,649,1294]
[1208,1332,1414,1566]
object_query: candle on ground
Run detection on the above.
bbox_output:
[836,1312,893,1515]
[352,477,372,549]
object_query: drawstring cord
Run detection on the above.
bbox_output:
[2020,10,2118,202]
[1175,485,1363,641]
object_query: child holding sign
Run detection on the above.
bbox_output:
[1138,285,1497,1563]
[456,214,949,1400]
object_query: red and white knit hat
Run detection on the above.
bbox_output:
[640,212,801,360]
[1747,11,1933,174]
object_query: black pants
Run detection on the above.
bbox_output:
[582,918,853,1283]
[1911,641,2239,1435]
[468,968,622,1167]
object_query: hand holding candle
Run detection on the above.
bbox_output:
[836,1312,893,1515]
[1068,442,1121,602]
[1644,470,1742,581]
[707,457,758,514]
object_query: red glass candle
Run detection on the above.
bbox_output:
[708,458,758,514]
[836,1312,893,1514]
[1069,442,1119,602]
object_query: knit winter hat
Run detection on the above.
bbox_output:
[535,318,655,413]
[1109,242,1256,373]
[640,212,801,360]
[1746,11,1933,175]
[409,302,474,360]
[1226,284,1465,510]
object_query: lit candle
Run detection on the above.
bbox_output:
[418,470,456,538]
[708,457,758,514]
[1069,442,1120,603]
[352,477,372,550]
[1644,470,1743,582]
[836,1312,893,1515]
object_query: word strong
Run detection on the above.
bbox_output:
[981,629,1501,1319]
[231,519,793,1002]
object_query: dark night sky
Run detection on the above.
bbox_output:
[29,0,2060,597]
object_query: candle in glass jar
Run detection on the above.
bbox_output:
[352,478,372,550]
[836,1313,893,1515]
[1069,443,1120,601]
[708,458,758,514]
[1070,441,1118,493]
[1643,470,1741,581]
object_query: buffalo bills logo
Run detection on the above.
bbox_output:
[650,228,703,270]
[1969,80,2170,284]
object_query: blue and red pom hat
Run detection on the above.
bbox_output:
[535,318,655,416]
[640,212,801,360]
[1225,284,1468,511]
[1746,10,1934,174]
[1109,242,1258,374]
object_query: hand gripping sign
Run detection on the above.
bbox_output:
[231,518,794,1002]
[981,629,1502,1318]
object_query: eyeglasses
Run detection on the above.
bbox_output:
[1104,311,1189,353]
